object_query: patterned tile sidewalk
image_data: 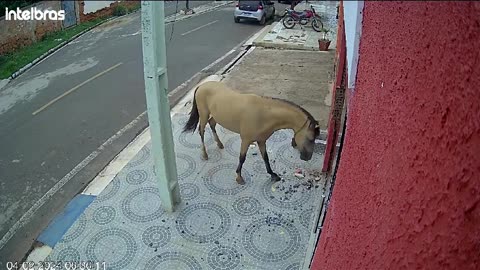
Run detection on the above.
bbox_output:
[46,114,325,270]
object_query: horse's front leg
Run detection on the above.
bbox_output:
[236,139,250,185]
[257,140,281,182]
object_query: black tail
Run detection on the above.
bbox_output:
[183,87,200,133]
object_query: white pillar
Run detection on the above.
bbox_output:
[344,1,364,90]
[141,1,181,212]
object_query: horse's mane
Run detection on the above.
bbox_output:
[265,97,319,128]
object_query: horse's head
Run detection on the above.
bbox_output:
[291,119,320,161]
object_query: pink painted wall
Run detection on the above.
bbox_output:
[312,2,480,269]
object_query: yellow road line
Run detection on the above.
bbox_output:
[32,62,123,116]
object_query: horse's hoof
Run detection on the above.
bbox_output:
[218,143,224,149]
[271,174,281,182]
[236,176,245,185]
[202,154,209,160]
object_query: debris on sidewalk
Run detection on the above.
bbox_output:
[180,9,195,15]
[310,170,322,181]
[294,168,305,178]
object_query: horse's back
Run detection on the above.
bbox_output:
[195,81,246,107]
[195,81,256,133]
[196,81,238,98]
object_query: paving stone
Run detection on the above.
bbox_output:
[48,114,325,270]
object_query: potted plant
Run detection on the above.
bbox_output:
[318,28,331,51]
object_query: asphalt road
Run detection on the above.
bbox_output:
[0,1,266,262]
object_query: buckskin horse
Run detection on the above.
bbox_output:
[182,81,320,185]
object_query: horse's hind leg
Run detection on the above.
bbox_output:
[199,115,209,160]
[208,118,224,149]
[258,140,281,182]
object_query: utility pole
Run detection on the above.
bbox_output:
[140,1,181,212]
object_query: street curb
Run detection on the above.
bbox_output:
[247,24,275,46]
[254,40,331,52]
[254,40,320,51]
[245,24,273,46]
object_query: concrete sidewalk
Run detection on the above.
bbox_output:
[222,47,334,130]
[46,112,325,269]
[255,1,338,51]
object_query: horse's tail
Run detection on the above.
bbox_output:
[183,86,200,133]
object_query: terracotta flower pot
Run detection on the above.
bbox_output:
[318,40,331,51]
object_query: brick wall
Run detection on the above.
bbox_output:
[78,0,140,23]
[0,0,140,55]
[0,1,63,55]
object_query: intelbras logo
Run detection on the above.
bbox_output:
[5,7,65,21]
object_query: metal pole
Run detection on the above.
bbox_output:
[141,1,181,212]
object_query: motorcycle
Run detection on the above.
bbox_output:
[282,5,323,32]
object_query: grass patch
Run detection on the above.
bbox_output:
[113,5,128,16]
[0,17,107,79]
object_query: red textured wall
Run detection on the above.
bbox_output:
[312,2,480,269]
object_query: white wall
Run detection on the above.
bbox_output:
[83,1,118,14]
[343,1,364,90]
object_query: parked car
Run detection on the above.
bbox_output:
[234,0,276,25]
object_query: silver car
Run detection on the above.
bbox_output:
[234,0,276,25]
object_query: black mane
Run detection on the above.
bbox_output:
[265,97,320,137]
[269,97,318,125]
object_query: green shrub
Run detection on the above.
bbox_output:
[112,5,127,16]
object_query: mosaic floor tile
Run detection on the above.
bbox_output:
[48,114,325,270]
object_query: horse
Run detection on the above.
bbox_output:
[182,81,320,185]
